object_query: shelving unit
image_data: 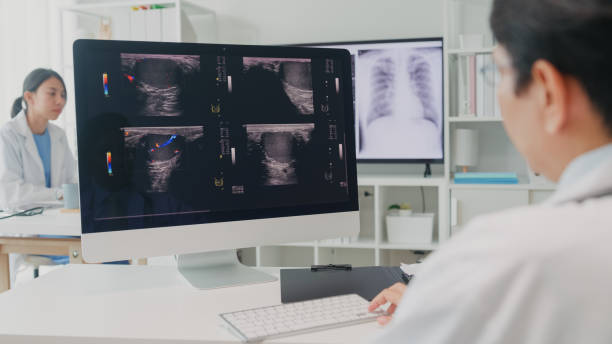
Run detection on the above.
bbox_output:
[244,176,448,268]
[247,0,557,269]
[446,47,494,55]
[53,0,558,269]
[56,0,217,156]
[449,116,502,122]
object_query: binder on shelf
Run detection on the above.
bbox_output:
[455,52,498,118]
[482,55,495,117]
[130,8,146,41]
[161,7,178,42]
[476,54,485,117]
[145,7,162,41]
[280,266,410,303]
[469,55,477,116]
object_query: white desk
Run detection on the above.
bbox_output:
[0,208,81,236]
[0,264,383,343]
[0,209,82,292]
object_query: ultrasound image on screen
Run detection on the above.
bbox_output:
[242,57,314,115]
[122,126,205,192]
[355,46,443,159]
[76,43,356,234]
[120,54,200,117]
[245,124,315,186]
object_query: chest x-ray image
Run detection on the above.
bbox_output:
[356,46,443,160]
[245,124,315,186]
[120,53,200,117]
[242,57,314,115]
[122,126,205,193]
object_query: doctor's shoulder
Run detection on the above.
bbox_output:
[448,200,612,261]
[0,119,25,149]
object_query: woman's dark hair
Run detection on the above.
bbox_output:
[10,68,67,119]
[490,0,612,132]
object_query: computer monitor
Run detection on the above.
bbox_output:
[73,39,359,289]
[300,38,444,164]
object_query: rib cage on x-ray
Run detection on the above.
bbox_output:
[365,48,441,128]
[368,57,395,126]
[407,52,440,127]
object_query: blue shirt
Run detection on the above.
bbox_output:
[558,143,612,191]
[32,129,51,188]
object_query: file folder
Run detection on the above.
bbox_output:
[280,266,410,303]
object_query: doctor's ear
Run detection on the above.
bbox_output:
[530,59,569,135]
[23,91,35,107]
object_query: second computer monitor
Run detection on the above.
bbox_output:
[303,38,444,163]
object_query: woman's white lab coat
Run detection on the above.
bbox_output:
[374,158,612,344]
[0,110,76,209]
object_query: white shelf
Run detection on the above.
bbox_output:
[449,116,503,122]
[62,1,176,12]
[450,183,557,191]
[358,175,447,187]
[317,239,376,249]
[275,241,316,248]
[379,242,439,251]
[447,47,494,55]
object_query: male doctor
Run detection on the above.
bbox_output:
[370,0,612,343]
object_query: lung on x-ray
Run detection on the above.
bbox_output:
[355,46,443,160]
[120,53,200,117]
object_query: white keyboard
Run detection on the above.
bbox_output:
[220,293,385,342]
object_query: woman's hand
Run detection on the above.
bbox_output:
[368,282,407,325]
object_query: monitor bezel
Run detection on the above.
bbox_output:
[293,37,445,165]
[73,39,360,241]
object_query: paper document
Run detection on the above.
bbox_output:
[400,263,421,276]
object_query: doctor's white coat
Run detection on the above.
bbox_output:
[0,110,76,209]
[374,158,612,343]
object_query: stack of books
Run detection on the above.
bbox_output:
[454,172,519,184]
[457,53,501,118]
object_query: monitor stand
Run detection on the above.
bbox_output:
[177,249,277,289]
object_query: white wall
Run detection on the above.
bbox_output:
[189,0,443,45]
[0,0,71,128]
[0,0,444,155]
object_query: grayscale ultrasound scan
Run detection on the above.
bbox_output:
[242,57,314,115]
[122,126,205,193]
[75,42,355,234]
[245,124,314,186]
[120,53,200,117]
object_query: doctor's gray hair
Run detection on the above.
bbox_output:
[10,68,67,119]
[490,0,612,133]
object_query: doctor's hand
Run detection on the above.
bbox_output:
[368,282,407,326]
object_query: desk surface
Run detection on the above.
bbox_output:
[0,265,383,343]
[0,208,80,236]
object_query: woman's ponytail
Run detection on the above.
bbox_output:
[11,96,24,118]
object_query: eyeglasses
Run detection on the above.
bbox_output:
[479,62,499,87]
[0,207,44,220]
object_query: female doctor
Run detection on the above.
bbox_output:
[0,68,76,209]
